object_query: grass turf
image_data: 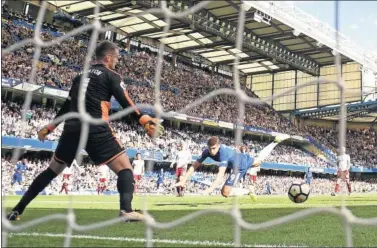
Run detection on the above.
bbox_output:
[2,194,377,247]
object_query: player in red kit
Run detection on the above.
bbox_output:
[332,147,352,196]
[97,164,110,194]
[170,143,192,197]
[62,163,73,181]
[59,178,69,194]
[59,160,78,194]
[132,153,145,193]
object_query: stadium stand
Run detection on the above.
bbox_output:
[305,125,376,167]
[1,100,330,168]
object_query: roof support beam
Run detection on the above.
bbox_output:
[244,67,294,76]
[294,47,332,54]
[285,41,313,47]
[320,60,353,67]
[74,1,134,16]
[216,54,266,65]
[218,11,256,21]
[259,32,293,39]
[206,4,230,11]
[118,23,188,39]
[175,40,228,52]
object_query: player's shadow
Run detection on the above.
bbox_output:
[155,202,225,208]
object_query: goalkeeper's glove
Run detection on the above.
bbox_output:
[37,123,55,141]
[139,115,164,138]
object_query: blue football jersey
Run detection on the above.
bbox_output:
[305,171,313,184]
[197,145,254,171]
[157,172,164,183]
[16,162,28,171]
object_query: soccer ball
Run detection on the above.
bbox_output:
[288,181,310,203]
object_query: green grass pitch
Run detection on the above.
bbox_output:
[2,194,377,247]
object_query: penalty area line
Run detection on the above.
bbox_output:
[6,232,304,247]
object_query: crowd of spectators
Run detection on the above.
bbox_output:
[1,17,82,90]
[2,100,330,168]
[305,125,377,167]
[1,101,64,141]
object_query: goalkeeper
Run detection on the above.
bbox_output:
[7,41,164,222]
[177,135,289,198]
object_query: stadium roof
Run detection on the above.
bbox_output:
[294,100,377,123]
[46,0,377,77]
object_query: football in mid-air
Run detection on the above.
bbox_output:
[288,181,310,203]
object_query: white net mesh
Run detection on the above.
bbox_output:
[1,1,377,247]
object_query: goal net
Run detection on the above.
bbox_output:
[2,1,376,247]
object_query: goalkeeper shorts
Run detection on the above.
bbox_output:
[54,127,124,166]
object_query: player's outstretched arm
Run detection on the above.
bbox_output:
[37,74,81,141]
[176,161,201,187]
[37,96,71,141]
[177,148,209,187]
[110,76,164,138]
[202,166,226,195]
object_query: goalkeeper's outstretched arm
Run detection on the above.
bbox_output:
[37,96,72,141]
[109,76,164,138]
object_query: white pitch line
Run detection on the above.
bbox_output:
[3,200,375,208]
[2,200,119,204]
[6,232,304,247]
